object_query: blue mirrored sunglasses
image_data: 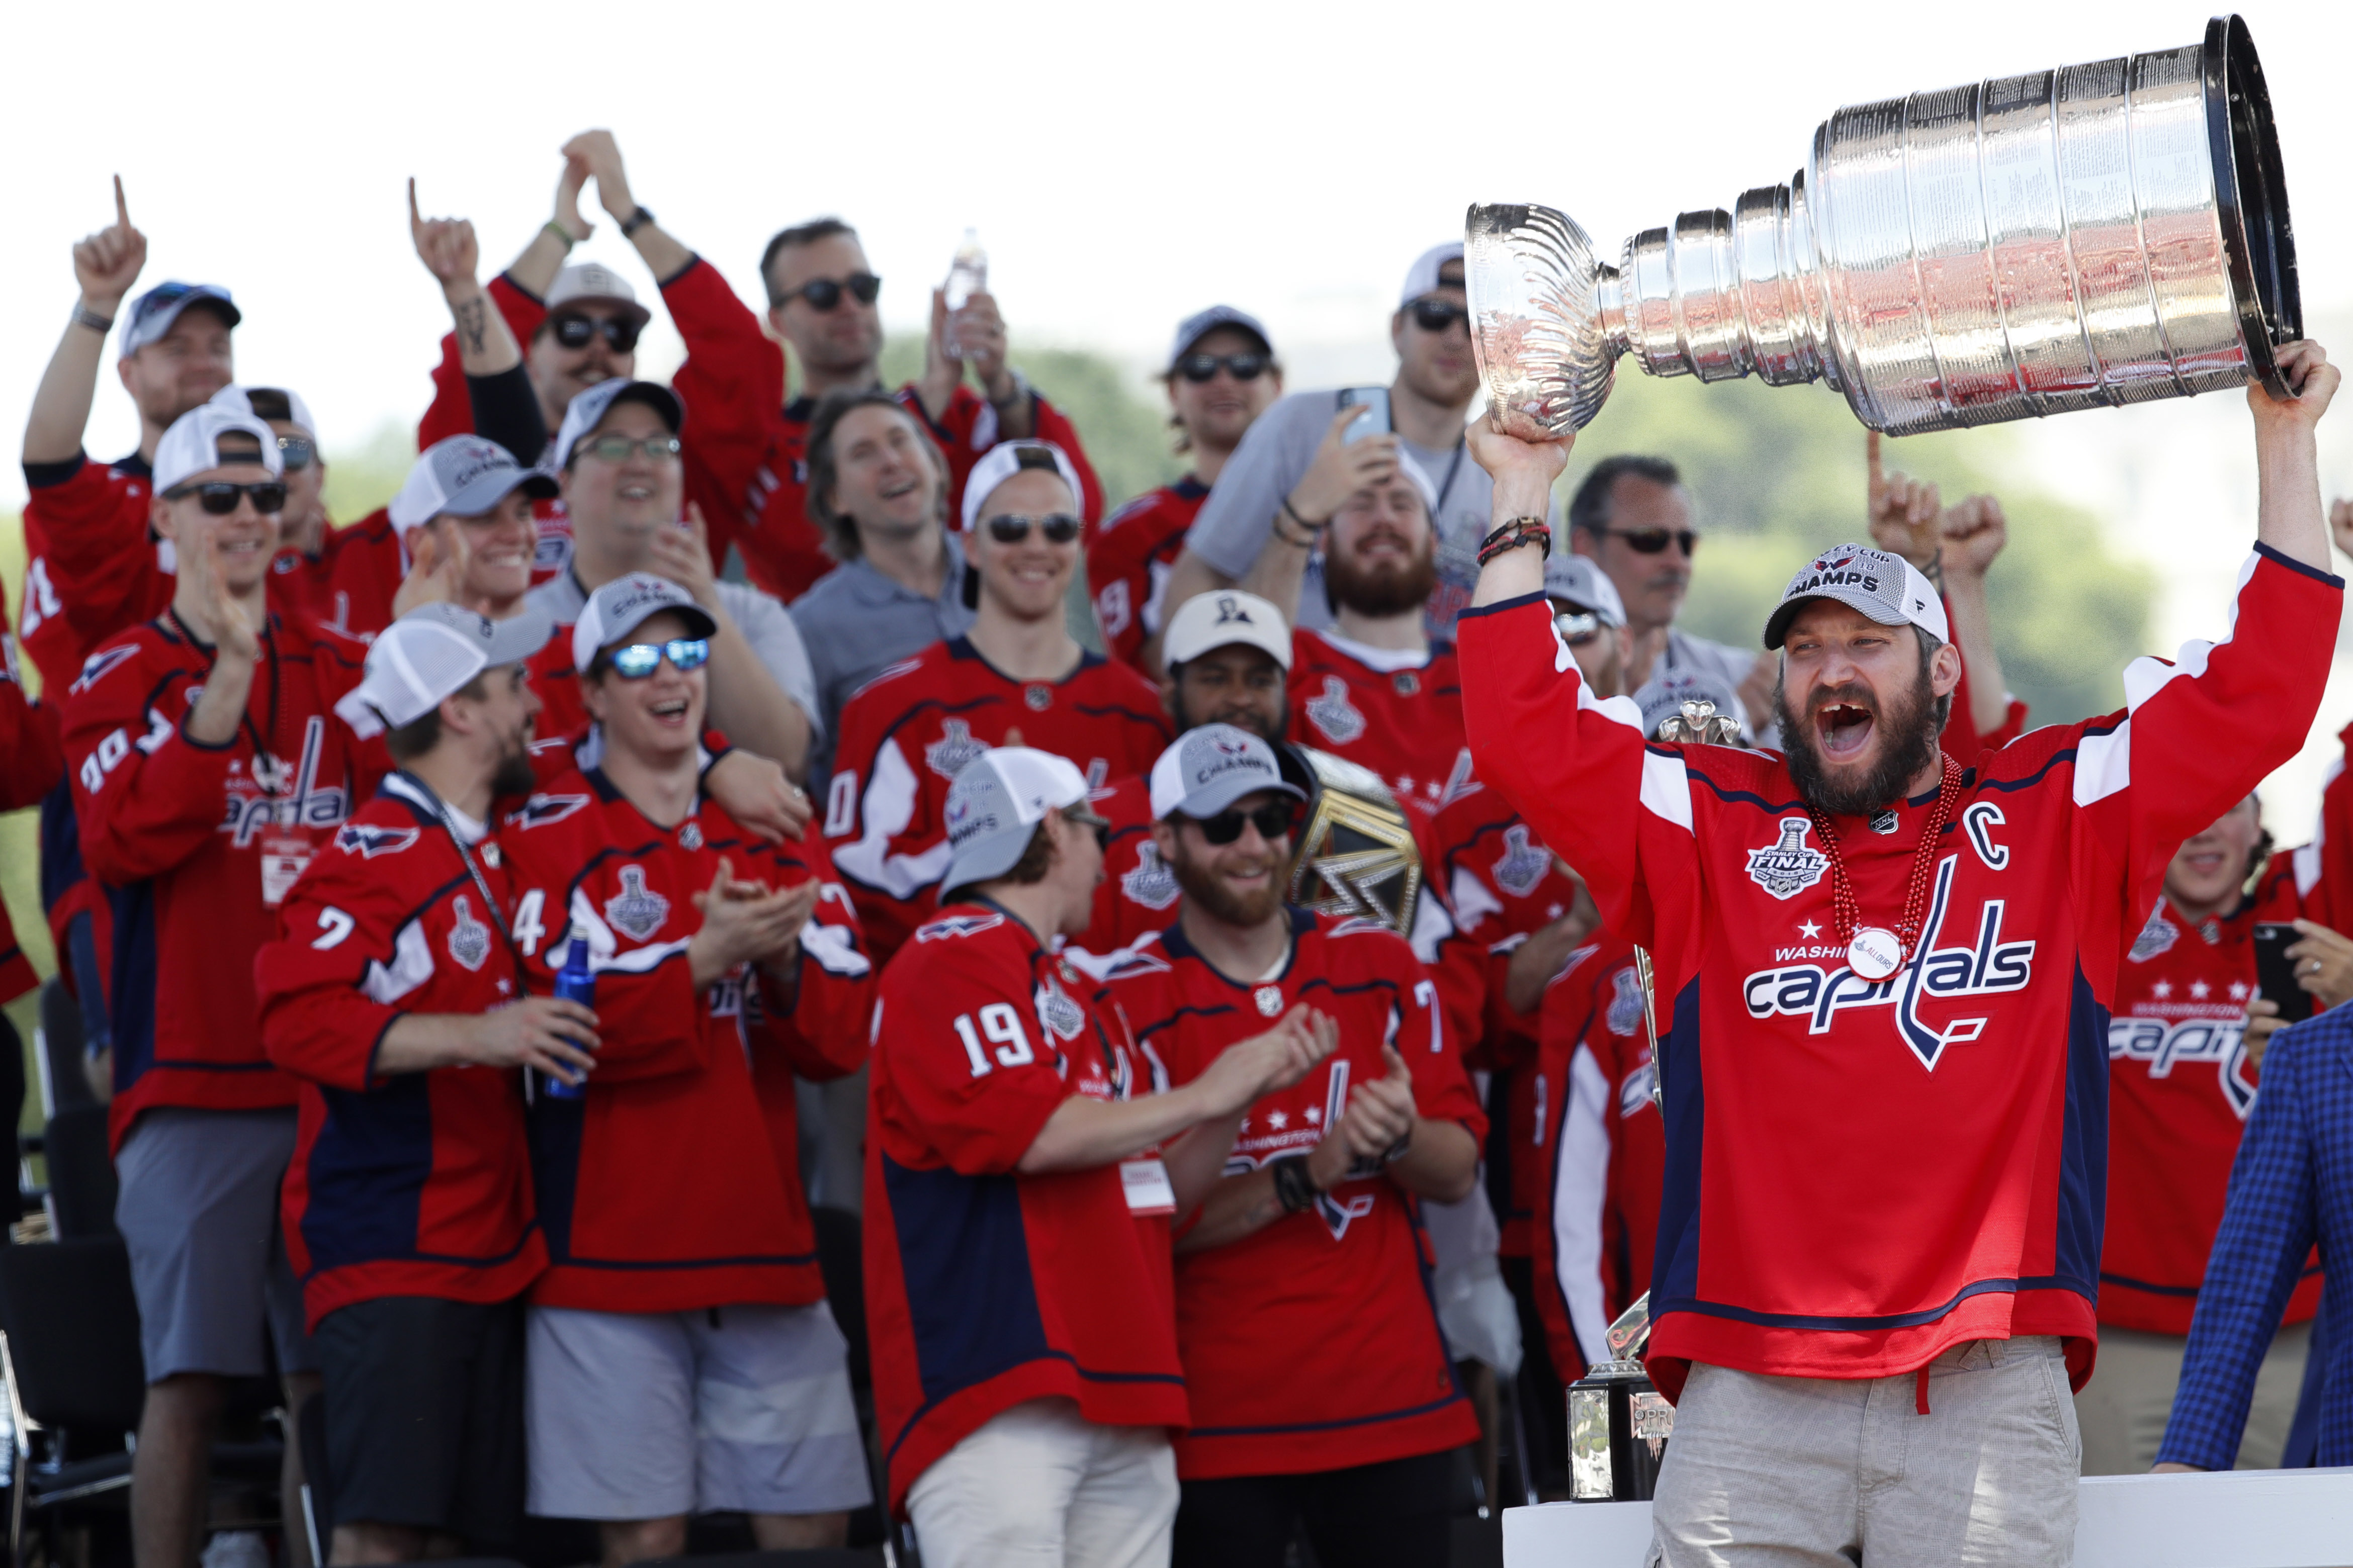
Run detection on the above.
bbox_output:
[606,638,711,679]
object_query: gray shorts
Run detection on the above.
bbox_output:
[525,1301,871,1520]
[113,1107,316,1381]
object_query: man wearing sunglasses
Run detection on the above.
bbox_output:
[528,377,821,783]
[828,440,1168,961]
[1090,307,1284,674]
[650,213,1102,603]
[206,386,346,626]
[60,403,381,1568]
[20,179,246,692]
[500,574,877,1561]
[1091,723,1482,1568]
[1165,243,1492,644]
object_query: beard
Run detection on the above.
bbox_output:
[1171,691,1287,746]
[1170,837,1289,929]
[1326,532,1438,618]
[1775,651,1945,818]
[491,737,539,800]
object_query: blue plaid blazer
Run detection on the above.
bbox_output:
[2159,1007,2352,1469]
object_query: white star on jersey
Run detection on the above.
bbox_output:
[1268,1110,1289,1129]
[1304,1106,1322,1124]
[2152,981,2173,999]
[2190,980,2211,1000]
[2230,980,2249,1001]
[1799,920,1822,939]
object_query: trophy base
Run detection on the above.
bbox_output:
[1567,1366,1673,1502]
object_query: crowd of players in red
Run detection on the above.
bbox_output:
[5,127,2353,1568]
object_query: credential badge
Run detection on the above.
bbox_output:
[1746,817,1829,900]
[604,865,671,941]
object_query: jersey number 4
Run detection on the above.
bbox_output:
[954,1003,1035,1077]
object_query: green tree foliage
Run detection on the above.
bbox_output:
[1569,372,2154,726]
[321,419,419,526]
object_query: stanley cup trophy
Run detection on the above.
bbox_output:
[1467,16,2297,439]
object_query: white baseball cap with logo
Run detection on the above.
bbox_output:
[1160,589,1293,676]
[152,405,283,494]
[546,261,652,328]
[337,602,554,738]
[571,573,719,671]
[1149,724,1308,821]
[390,435,562,530]
[939,747,1103,899]
[1762,543,1948,650]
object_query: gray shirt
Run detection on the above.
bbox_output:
[790,530,976,787]
[527,569,823,740]
[1182,389,1494,638]
[1632,626,1773,749]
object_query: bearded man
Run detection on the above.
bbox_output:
[1453,337,2342,1568]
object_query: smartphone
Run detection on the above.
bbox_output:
[2252,922,2316,1024]
[1338,386,1390,444]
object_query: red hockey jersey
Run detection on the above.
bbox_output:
[1092,909,1484,1479]
[2103,869,2323,1334]
[2303,721,2353,935]
[1087,479,1207,672]
[1289,629,1468,813]
[1457,547,2341,1397]
[502,766,867,1313]
[255,774,546,1327]
[865,902,1186,1513]
[1531,934,1663,1379]
[63,611,374,1150]
[827,637,1170,959]
[0,586,64,1003]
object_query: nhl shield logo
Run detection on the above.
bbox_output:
[2128,906,2180,963]
[1024,684,1052,711]
[446,894,492,972]
[1746,817,1829,900]
[1254,984,1284,1017]
[1304,676,1366,745]
[1120,842,1180,910]
[1393,671,1420,697]
[925,718,987,780]
[679,821,703,851]
[604,865,671,941]
[1492,824,1550,898]
[1869,809,1899,835]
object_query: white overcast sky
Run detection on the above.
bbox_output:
[7,0,2353,818]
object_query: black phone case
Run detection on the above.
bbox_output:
[2252,923,2316,1024]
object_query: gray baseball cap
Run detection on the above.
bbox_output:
[939,748,1099,898]
[1542,554,1626,629]
[335,603,553,737]
[1149,724,1306,821]
[546,261,652,328]
[554,376,684,469]
[1167,305,1273,372]
[121,282,239,360]
[1762,543,1948,651]
[571,573,719,671]
[390,435,560,530]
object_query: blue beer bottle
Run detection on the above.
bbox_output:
[542,923,595,1100]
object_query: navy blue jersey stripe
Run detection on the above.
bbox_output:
[1663,1271,2093,1332]
[883,1347,1187,1471]
[882,1155,1050,1409]
[549,1250,818,1270]
[299,1225,540,1286]
[1188,1390,1469,1439]
[302,1074,435,1271]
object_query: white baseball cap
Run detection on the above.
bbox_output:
[1543,555,1627,629]
[1160,589,1293,676]
[390,435,561,530]
[1399,242,1465,307]
[939,747,1101,898]
[152,405,283,494]
[545,261,652,328]
[336,603,554,737]
[571,573,719,672]
[961,439,1085,533]
[1762,543,1949,650]
[552,376,684,470]
[1149,724,1306,821]
[120,282,239,360]
[210,385,317,442]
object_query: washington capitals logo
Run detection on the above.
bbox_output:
[511,793,590,830]
[70,644,139,695]
[336,822,419,858]
[1812,552,1856,573]
[1492,824,1550,899]
[1304,677,1365,745]
[446,895,491,971]
[917,912,1005,942]
[1746,818,1829,899]
[603,865,670,941]
[925,719,986,780]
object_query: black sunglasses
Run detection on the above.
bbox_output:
[276,435,315,472]
[1175,351,1269,384]
[984,513,1082,545]
[166,480,287,515]
[550,313,643,353]
[1410,298,1471,333]
[1604,526,1699,556]
[1193,800,1296,846]
[782,272,883,312]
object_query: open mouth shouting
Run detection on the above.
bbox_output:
[646,695,692,730]
[1813,697,1878,762]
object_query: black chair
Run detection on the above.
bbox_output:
[41,1104,117,1241]
[810,1207,867,1392]
[296,1393,332,1565]
[36,977,94,1114]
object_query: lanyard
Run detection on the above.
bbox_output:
[1432,438,1467,518]
[395,771,515,946]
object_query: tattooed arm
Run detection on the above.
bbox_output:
[411,178,522,379]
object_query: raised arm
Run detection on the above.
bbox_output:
[1236,404,1394,622]
[411,180,521,380]
[565,130,693,285]
[26,177,145,466]
[1863,433,2017,743]
[2254,341,2336,571]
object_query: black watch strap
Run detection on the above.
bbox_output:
[621,206,655,238]
[1271,1155,1318,1215]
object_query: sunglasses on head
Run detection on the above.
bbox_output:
[606,638,711,679]
[782,272,883,312]
[1604,526,1699,556]
[276,435,315,472]
[576,434,682,465]
[1192,800,1296,846]
[1410,298,1471,333]
[549,314,643,353]
[983,513,1082,545]
[166,480,287,515]
[1175,351,1269,384]
[1553,610,1604,645]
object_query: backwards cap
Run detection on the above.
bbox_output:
[152,404,283,494]
[335,603,553,739]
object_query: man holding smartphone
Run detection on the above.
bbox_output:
[1165,244,1490,639]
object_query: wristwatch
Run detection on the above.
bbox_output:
[621,206,655,238]
[988,366,1031,408]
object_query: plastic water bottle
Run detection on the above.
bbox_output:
[943,229,987,359]
[542,923,595,1100]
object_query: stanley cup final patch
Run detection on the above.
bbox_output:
[1747,817,1829,900]
[604,865,671,941]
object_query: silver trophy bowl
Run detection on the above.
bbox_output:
[1468,15,2298,438]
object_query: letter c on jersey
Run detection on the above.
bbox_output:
[1963,801,2008,870]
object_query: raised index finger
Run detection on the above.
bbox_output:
[1866,430,1883,489]
[114,173,130,230]
[408,176,423,230]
